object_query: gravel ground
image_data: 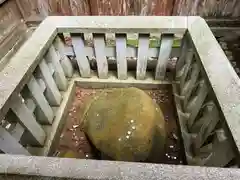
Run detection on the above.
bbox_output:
[53,86,184,164]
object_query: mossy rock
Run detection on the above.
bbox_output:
[81,87,166,162]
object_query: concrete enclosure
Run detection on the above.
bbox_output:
[0,16,240,179]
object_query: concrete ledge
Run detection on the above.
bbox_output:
[51,16,188,34]
[74,71,173,89]
[0,154,240,179]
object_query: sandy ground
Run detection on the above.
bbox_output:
[53,86,184,164]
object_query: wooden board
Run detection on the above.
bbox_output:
[10,0,240,22]
[173,0,240,17]
[0,0,26,60]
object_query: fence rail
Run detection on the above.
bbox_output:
[0,16,240,178]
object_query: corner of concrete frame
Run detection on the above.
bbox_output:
[186,16,240,157]
[1,16,240,179]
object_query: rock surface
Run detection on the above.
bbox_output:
[81,87,166,162]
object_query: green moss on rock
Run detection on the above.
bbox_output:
[81,87,166,162]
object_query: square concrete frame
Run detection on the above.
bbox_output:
[0,16,240,179]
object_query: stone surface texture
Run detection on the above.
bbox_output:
[82,87,166,161]
[1,155,240,180]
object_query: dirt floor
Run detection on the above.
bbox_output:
[53,86,184,165]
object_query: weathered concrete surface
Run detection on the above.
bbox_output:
[0,18,56,121]
[28,81,75,156]
[0,155,240,179]
[188,17,240,157]
[52,16,188,34]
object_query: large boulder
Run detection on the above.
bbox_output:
[81,87,166,162]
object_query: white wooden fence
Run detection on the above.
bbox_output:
[0,16,239,179]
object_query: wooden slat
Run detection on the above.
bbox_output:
[11,95,46,146]
[179,52,194,90]
[27,76,54,124]
[38,59,62,106]
[65,45,180,58]
[36,78,46,93]
[71,34,91,78]
[181,63,200,109]
[136,34,149,80]
[10,123,25,142]
[204,129,235,167]
[176,32,191,72]
[186,80,209,128]
[25,98,36,113]
[93,34,108,79]
[191,101,220,149]
[0,126,30,155]
[54,36,73,78]
[115,34,127,80]
[48,62,55,75]
[45,45,67,91]
[155,34,174,80]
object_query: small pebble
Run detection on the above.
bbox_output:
[165,153,170,158]
[231,61,237,67]
[228,55,233,61]
[5,124,11,129]
[132,126,136,130]
[54,151,60,157]
[118,138,122,141]
[85,154,89,158]
[80,136,84,140]
[96,114,99,117]
[172,133,178,140]
[169,145,174,149]
[126,135,130,139]
[73,124,79,128]
[127,131,131,135]
[130,120,134,123]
